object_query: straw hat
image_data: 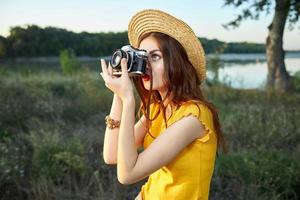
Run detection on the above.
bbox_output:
[128,9,206,82]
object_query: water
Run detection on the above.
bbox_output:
[1,53,299,89]
[207,52,300,89]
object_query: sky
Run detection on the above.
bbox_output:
[1,0,299,50]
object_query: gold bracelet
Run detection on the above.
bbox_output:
[105,115,121,129]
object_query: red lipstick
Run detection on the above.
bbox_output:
[142,74,150,81]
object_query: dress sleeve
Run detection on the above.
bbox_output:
[167,101,215,143]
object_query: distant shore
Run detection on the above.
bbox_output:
[1,51,299,63]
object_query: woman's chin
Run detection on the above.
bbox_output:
[142,81,151,90]
[143,85,151,90]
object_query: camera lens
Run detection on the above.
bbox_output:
[110,50,126,69]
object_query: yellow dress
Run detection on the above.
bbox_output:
[141,100,217,200]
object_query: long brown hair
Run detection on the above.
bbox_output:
[132,32,226,152]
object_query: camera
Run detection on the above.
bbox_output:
[109,45,148,76]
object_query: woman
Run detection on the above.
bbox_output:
[100,9,226,200]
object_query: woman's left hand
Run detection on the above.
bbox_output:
[100,58,134,103]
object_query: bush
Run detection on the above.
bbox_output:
[211,150,300,200]
[28,130,87,180]
[292,71,300,92]
[59,49,79,75]
[1,68,300,199]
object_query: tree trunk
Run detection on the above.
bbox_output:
[266,0,292,93]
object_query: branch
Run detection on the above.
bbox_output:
[287,0,300,29]
[222,0,271,29]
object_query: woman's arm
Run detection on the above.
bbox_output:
[117,95,138,182]
[103,94,148,165]
[102,93,122,164]
[117,97,206,185]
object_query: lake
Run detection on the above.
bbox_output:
[1,52,299,89]
[207,52,300,89]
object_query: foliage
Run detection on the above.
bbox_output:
[200,38,266,54]
[59,49,79,75]
[3,25,129,58]
[0,25,268,58]
[222,0,300,29]
[292,70,300,92]
[29,130,87,179]
[224,42,265,53]
[0,69,299,199]
[0,35,7,58]
[206,53,224,86]
[212,150,300,200]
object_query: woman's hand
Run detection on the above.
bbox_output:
[100,58,134,103]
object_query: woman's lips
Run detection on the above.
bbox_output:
[142,74,150,81]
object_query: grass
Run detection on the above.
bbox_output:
[0,67,299,200]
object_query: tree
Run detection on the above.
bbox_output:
[0,36,7,58]
[223,0,300,93]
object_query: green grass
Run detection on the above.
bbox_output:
[0,68,299,200]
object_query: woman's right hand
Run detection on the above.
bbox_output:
[100,58,135,103]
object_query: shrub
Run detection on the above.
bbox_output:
[211,150,300,200]
[28,130,87,180]
[292,71,300,92]
[59,49,79,75]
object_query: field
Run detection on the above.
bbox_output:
[0,65,300,200]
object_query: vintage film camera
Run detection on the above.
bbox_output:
[109,45,148,77]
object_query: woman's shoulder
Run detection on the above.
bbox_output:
[149,100,213,122]
[175,100,211,117]
[173,100,216,143]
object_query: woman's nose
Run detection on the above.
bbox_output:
[145,62,151,75]
[146,61,150,69]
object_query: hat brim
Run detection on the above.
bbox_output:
[128,9,206,82]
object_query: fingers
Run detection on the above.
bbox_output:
[120,58,129,77]
[100,59,112,82]
[101,59,114,78]
[101,59,108,75]
[108,63,113,77]
[100,58,128,91]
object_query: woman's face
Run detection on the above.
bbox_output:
[139,36,167,92]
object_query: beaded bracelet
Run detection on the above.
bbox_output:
[105,115,121,129]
